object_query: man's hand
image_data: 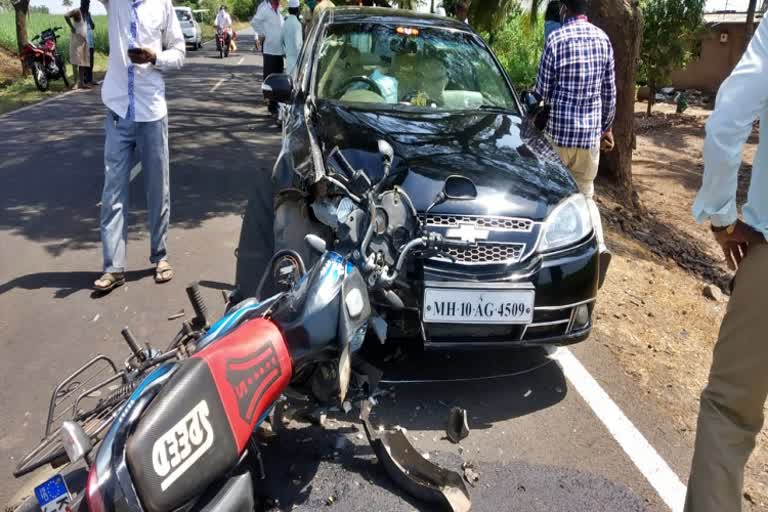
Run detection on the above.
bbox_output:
[127,47,157,65]
[713,219,765,270]
[600,130,615,152]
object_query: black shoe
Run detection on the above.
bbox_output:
[598,249,612,289]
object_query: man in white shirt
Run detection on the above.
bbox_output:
[93,0,185,292]
[251,0,269,52]
[253,0,284,116]
[215,5,233,52]
[685,18,768,512]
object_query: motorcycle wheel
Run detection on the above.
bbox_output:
[224,45,229,58]
[31,62,48,92]
[219,45,223,58]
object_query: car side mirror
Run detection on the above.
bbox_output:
[442,175,477,201]
[521,91,543,116]
[263,73,293,104]
[377,139,394,163]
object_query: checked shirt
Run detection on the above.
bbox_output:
[535,17,616,149]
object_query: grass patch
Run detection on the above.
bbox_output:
[0,51,107,115]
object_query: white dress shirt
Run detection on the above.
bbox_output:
[99,0,185,122]
[253,3,284,56]
[282,15,302,75]
[693,19,768,240]
[215,10,232,30]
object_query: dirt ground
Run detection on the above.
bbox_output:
[593,101,767,510]
[0,47,22,87]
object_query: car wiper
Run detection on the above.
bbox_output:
[477,104,516,113]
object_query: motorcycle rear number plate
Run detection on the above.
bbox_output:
[34,473,71,512]
[423,288,534,324]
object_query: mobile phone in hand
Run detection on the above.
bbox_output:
[127,48,143,57]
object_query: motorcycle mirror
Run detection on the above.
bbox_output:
[61,421,93,465]
[305,234,327,254]
[442,175,478,201]
[377,139,394,163]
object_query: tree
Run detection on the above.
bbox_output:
[639,0,704,115]
[589,0,643,204]
[62,0,73,6]
[12,0,31,71]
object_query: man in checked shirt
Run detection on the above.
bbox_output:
[534,0,616,287]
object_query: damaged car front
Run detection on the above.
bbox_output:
[237,7,602,349]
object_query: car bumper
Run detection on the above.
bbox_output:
[183,33,197,43]
[412,236,599,349]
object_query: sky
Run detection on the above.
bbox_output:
[31,0,755,16]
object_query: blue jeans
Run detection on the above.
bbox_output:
[100,111,170,273]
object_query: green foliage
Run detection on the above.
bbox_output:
[486,10,544,89]
[0,12,109,61]
[639,0,704,87]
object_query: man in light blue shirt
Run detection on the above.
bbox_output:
[686,18,768,512]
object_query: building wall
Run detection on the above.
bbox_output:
[670,23,749,93]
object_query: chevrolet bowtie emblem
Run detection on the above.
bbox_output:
[445,223,489,243]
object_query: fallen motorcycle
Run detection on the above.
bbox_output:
[9,140,473,512]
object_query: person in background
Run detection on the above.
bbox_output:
[455,1,468,23]
[253,0,284,117]
[215,5,233,51]
[93,0,185,292]
[64,5,90,89]
[282,0,303,76]
[82,0,96,85]
[251,0,269,52]
[534,0,616,287]
[544,0,561,42]
[685,18,768,512]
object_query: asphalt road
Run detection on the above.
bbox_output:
[0,32,695,511]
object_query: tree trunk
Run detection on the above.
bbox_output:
[588,0,643,206]
[745,0,758,48]
[14,0,31,74]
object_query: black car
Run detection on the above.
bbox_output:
[237,7,605,349]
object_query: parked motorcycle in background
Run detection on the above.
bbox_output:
[20,27,70,92]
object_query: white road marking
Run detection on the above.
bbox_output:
[550,347,687,512]
[237,56,244,65]
[210,78,226,93]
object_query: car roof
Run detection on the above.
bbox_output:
[325,7,473,32]
[175,6,192,11]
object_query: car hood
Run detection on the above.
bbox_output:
[315,102,577,221]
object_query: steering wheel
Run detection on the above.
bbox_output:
[337,76,384,99]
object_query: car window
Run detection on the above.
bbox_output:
[175,10,192,22]
[315,23,517,112]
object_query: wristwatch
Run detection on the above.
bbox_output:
[711,222,736,235]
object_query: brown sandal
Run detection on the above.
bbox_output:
[94,272,126,292]
[155,260,174,283]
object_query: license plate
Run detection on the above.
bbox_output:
[34,474,71,512]
[423,287,535,324]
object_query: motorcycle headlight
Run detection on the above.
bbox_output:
[538,194,593,253]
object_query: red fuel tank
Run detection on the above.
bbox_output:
[194,318,292,453]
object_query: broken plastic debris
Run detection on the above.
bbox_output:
[446,407,470,444]
[342,401,352,414]
[523,389,532,398]
[461,462,480,487]
[361,401,471,512]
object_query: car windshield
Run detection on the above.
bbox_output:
[315,23,517,113]
[175,10,192,22]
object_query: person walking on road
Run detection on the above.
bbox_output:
[82,0,96,85]
[93,0,185,292]
[685,18,768,512]
[251,0,269,52]
[282,0,303,76]
[534,0,616,287]
[253,0,284,117]
[64,4,90,89]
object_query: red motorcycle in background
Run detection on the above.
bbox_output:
[20,26,70,92]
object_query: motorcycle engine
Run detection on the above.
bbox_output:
[367,188,418,267]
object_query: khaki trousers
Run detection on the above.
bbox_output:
[685,242,768,512]
[555,145,605,250]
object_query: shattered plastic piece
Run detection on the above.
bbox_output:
[523,389,532,398]
[446,407,470,444]
[361,402,471,512]
[342,401,353,414]
[461,462,480,487]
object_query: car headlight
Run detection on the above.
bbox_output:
[538,194,593,252]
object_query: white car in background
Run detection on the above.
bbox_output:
[175,6,203,50]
